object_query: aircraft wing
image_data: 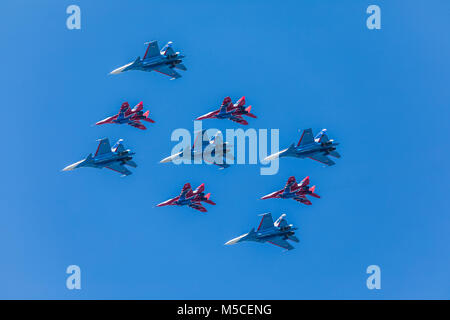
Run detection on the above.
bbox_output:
[143,41,161,60]
[267,237,294,251]
[180,183,193,198]
[257,213,274,231]
[94,138,111,156]
[128,120,146,130]
[308,153,336,166]
[119,102,130,114]
[189,202,207,213]
[230,115,248,125]
[284,176,297,192]
[297,128,315,147]
[105,162,132,176]
[153,65,182,79]
[294,196,312,205]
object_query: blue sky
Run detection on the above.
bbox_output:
[1,0,449,299]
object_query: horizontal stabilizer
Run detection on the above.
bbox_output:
[245,105,257,118]
[174,63,187,71]
[126,160,137,168]
[143,110,155,123]
[329,150,341,158]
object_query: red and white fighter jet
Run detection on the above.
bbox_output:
[196,96,257,125]
[156,183,216,213]
[261,176,320,205]
[96,101,155,130]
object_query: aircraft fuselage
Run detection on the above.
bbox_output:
[290,142,339,158]
[91,152,134,167]
[253,227,298,243]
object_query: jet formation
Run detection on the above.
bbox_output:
[110,41,186,80]
[157,183,215,213]
[264,128,340,166]
[96,101,155,130]
[62,138,136,176]
[160,129,233,169]
[62,39,344,251]
[261,176,320,205]
[225,213,299,251]
[196,96,257,125]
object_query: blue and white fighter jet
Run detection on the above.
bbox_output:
[225,213,299,251]
[264,128,340,166]
[110,41,186,80]
[62,138,136,176]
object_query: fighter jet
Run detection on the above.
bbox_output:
[156,183,215,213]
[225,213,299,251]
[96,101,155,130]
[160,129,233,169]
[196,96,257,125]
[261,176,320,205]
[264,129,340,166]
[110,41,186,80]
[62,138,137,176]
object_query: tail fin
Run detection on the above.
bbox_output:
[111,139,125,153]
[315,129,329,143]
[195,183,205,194]
[160,41,174,55]
[132,101,143,112]
[310,185,316,193]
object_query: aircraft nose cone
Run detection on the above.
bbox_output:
[159,156,173,163]
[109,62,133,75]
[225,239,238,245]
[160,151,183,163]
[225,233,247,245]
[62,159,85,171]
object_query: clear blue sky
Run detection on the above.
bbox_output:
[1,0,449,299]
